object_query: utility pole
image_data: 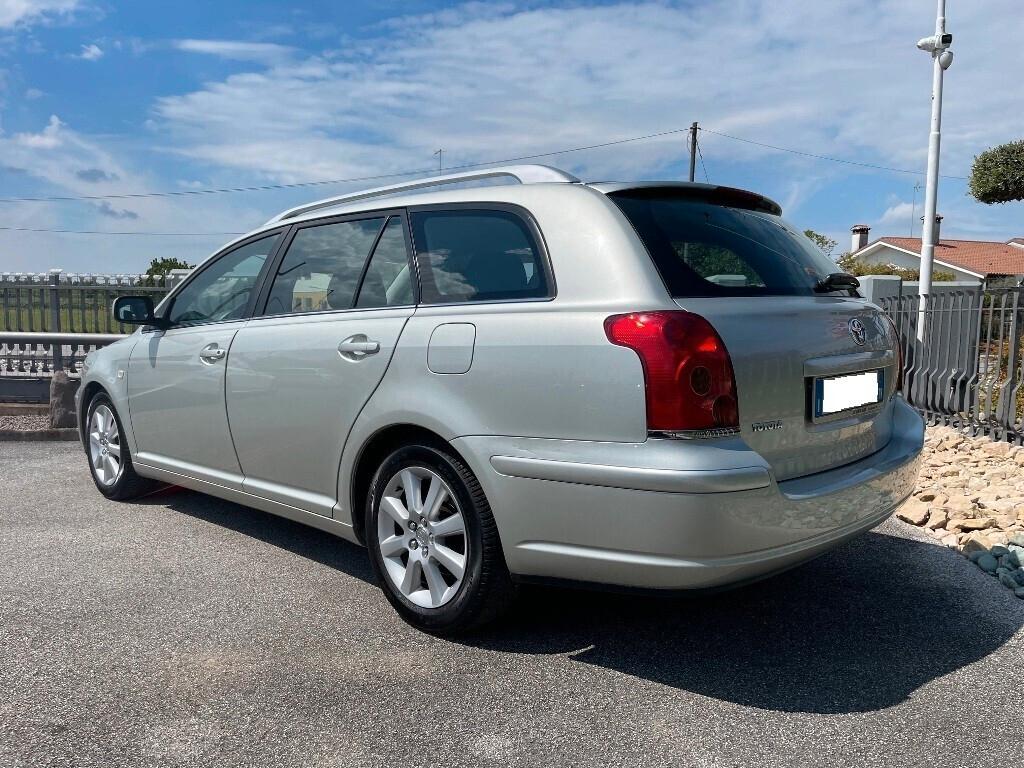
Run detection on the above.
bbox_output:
[915,0,954,342]
[688,122,698,182]
[434,149,443,173]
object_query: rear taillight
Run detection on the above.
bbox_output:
[882,314,904,391]
[605,311,739,436]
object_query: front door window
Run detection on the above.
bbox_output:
[167,233,281,326]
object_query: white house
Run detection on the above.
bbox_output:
[847,219,1024,285]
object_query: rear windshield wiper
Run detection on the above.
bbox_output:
[814,272,860,294]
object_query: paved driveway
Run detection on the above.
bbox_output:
[2,442,1023,767]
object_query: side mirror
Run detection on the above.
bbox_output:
[112,295,167,329]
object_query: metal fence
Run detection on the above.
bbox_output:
[0,270,181,402]
[879,287,1024,443]
[0,271,175,335]
[2,274,1022,441]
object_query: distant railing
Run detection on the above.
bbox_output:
[878,287,1024,444]
[0,331,127,402]
[0,270,182,335]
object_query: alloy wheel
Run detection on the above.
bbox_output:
[88,404,123,487]
[376,466,468,609]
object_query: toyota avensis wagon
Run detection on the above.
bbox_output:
[78,164,924,633]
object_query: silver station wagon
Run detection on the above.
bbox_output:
[78,164,924,633]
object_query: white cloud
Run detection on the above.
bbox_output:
[0,0,80,29]
[172,38,293,64]
[879,201,916,229]
[4,1,1023,273]
[74,42,102,60]
[14,114,64,148]
[24,87,43,99]
[152,0,1024,193]
[0,114,263,273]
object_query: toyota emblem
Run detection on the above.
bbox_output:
[849,318,867,346]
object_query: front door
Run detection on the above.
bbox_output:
[225,214,415,516]
[127,232,282,487]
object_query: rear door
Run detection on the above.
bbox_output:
[225,212,415,516]
[128,232,283,487]
[610,189,899,480]
[679,296,896,480]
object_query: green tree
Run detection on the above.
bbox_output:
[804,229,838,259]
[144,256,193,287]
[969,140,1024,204]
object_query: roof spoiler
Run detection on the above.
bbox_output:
[597,183,783,216]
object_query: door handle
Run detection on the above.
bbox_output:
[199,344,226,363]
[338,335,380,360]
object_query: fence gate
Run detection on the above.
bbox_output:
[879,288,1024,443]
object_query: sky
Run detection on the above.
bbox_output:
[0,0,1021,274]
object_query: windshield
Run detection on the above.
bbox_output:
[610,190,848,297]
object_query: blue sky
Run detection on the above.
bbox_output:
[0,0,1022,273]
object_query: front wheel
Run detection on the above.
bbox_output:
[365,443,515,634]
[84,393,158,501]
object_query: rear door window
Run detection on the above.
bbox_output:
[355,217,415,308]
[262,217,385,316]
[610,190,844,297]
[409,209,550,304]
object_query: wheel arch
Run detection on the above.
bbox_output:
[349,423,468,546]
[78,380,109,436]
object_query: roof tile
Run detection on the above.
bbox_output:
[873,237,1024,276]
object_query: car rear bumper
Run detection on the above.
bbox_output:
[453,396,924,590]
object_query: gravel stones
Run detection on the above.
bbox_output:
[901,425,1024,598]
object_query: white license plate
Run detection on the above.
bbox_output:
[813,369,883,417]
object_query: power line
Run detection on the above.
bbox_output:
[701,128,969,180]
[0,126,696,206]
[696,135,710,183]
[0,124,968,208]
[0,226,244,236]
[0,123,974,239]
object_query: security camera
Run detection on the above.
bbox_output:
[917,33,953,52]
[938,50,954,69]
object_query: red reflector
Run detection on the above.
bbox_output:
[605,311,739,433]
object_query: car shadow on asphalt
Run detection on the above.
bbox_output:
[134,486,377,584]
[467,530,1024,715]
[135,488,1024,715]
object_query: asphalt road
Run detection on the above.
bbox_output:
[2,443,1023,768]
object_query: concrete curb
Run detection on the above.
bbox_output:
[0,429,79,442]
[0,403,49,416]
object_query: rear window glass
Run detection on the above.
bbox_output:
[409,209,549,304]
[610,190,843,297]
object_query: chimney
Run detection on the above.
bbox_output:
[920,214,943,243]
[851,224,870,253]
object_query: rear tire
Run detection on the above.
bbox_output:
[365,441,515,634]
[84,392,158,501]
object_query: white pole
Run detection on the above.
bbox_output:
[917,0,949,342]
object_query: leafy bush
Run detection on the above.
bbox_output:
[835,252,955,281]
[969,140,1024,204]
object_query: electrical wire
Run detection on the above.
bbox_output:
[701,128,969,180]
[0,226,244,236]
[0,122,962,206]
[0,126,696,205]
[0,123,972,236]
[696,135,710,183]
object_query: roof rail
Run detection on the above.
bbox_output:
[265,164,580,225]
